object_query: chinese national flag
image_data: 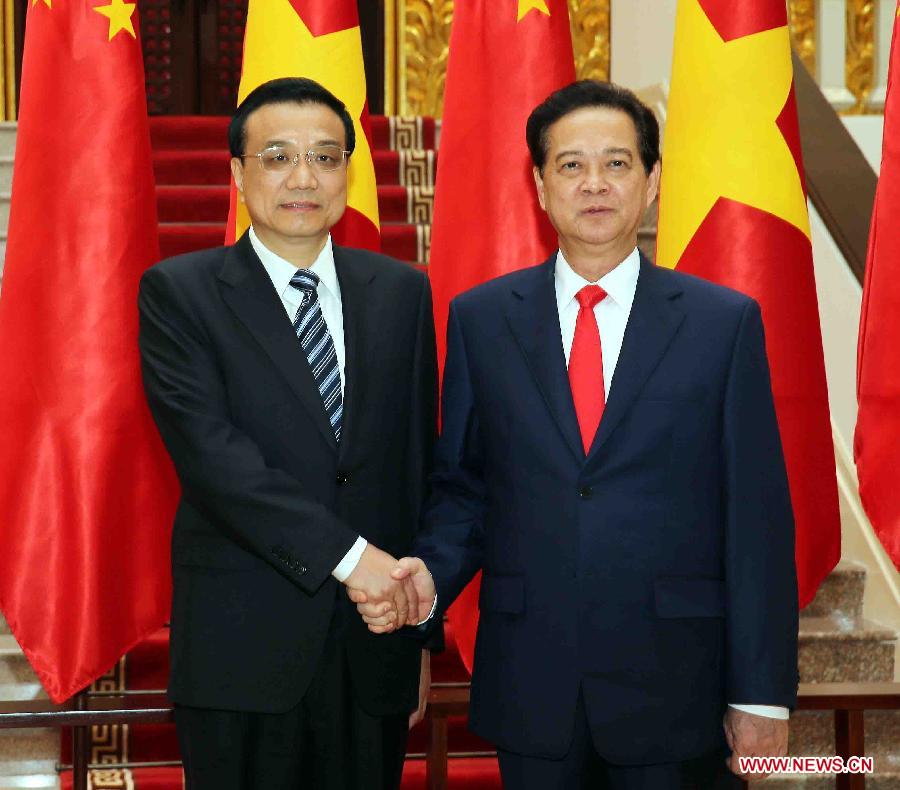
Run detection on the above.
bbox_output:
[430,0,576,672]
[657,0,840,605]
[855,3,900,569]
[225,0,380,250]
[0,2,178,701]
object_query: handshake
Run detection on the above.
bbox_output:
[343,544,437,633]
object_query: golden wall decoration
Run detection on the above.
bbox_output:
[0,0,15,120]
[569,0,611,83]
[788,0,817,76]
[401,0,454,118]
[845,0,876,114]
[390,0,612,117]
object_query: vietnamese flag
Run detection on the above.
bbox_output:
[855,2,900,570]
[0,1,178,701]
[657,0,840,606]
[430,0,576,672]
[225,0,380,250]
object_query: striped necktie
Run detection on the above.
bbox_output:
[289,269,343,442]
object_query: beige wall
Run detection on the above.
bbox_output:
[610,0,676,90]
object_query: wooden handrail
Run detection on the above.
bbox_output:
[0,692,174,729]
[793,51,878,286]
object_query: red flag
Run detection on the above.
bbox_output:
[429,0,575,672]
[855,3,900,569]
[0,1,178,702]
[225,0,380,251]
[657,0,840,605]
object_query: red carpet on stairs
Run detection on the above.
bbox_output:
[61,758,503,790]
[150,115,437,269]
[148,115,437,153]
[59,623,501,788]
[59,114,502,789]
[156,184,433,225]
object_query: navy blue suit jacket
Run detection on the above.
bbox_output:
[414,253,799,764]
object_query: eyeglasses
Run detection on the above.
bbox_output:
[242,145,350,174]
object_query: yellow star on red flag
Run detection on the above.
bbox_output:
[657,0,808,269]
[31,0,51,8]
[93,0,137,40]
[518,0,550,22]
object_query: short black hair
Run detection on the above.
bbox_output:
[228,77,356,158]
[526,80,660,175]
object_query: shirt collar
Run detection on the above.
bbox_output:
[249,226,339,300]
[554,247,641,313]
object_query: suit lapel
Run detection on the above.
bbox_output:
[333,246,374,464]
[505,255,584,464]
[218,233,338,452]
[587,255,685,458]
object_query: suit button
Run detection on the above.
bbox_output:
[299,566,308,574]
[578,486,593,499]
[336,472,349,485]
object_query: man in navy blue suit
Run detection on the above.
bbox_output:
[353,81,799,789]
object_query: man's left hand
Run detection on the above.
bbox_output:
[409,650,431,729]
[724,708,789,780]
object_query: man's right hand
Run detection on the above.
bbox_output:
[352,557,437,632]
[344,544,414,631]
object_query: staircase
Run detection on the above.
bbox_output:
[757,563,900,789]
[149,115,437,266]
[0,117,898,788]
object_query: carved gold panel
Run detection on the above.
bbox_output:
[789,0,817,76]
[400,0,454,118]
[0,0,15,120]
[389,0,611,117]
[845,0,876,114]
[569,0,611,83]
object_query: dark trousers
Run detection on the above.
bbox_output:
[497,692,742,790]
[175,618,409,790]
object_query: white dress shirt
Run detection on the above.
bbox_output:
[555,247,639,393]
[554,247,787,721]
[249,227,367,582]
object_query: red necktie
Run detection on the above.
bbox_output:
[569,285,607,454]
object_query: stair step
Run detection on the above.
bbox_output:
[752,768,900,789]
[798,616,896,682]
[152,149,438,188]
[0,123,14,159]
[147,115,438,153]
[154,184,435,225]
[801,561,866,619]
[0,777,58,790]
[156,222,431,267]
[58,756,502,789]
[0,636,41,689]
[0,727,58,777]
[789,708,900,756]
[0,157,12,193]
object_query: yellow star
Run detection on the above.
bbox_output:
[657,0,810,269]
[31,0,51,7]
[517,0,550,22]
[93,0,137,41]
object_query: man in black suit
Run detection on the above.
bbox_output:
[138,77,437,790]
[358,81,798,789]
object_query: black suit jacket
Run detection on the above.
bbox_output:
[414,253,799,763]
[138,233,437,715]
